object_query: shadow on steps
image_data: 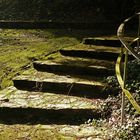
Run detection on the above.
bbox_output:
[0,107,102,125]
[13,80,110,99]
[83,38,121,47]
[33,62,114,77]
[59,49,118,61]
[59,50,135,62]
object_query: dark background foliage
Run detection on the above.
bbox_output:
[0,0,138,22]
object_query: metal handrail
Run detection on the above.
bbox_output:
[117,12,140,60]
[117,12,140,124]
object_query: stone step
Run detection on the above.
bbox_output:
[33,61,114,76]
[83,37,121,47]
[59,49,119,61]
[0,124,111,139]
[59,48,134,62]
[13,70,111,99]
[0,87,101,109]
[0,86,103,125]
[45,51,115,69]
[68,43,121,53]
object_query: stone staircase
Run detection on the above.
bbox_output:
[0,37,121,139]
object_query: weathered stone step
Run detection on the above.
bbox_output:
[13,70,110,99]
[0,124,111,139]
[0,86,103,125]
[67,43,121,53]
[33,61,114,76]
[83,37,121,47]
[59,49,119,61]
[45,51,115,69]
[0,87,101,109]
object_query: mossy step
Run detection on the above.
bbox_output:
[13,69,110,99]
[83,37,121,47]
[0,86,103,125]
[64,43,121,53]
[33,61,114,76]
[0,124,111,140]
[45,51,115,69]
[59,49,119,61]
[0,86,101,110]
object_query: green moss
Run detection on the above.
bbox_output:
[0,125,76,140]
[0,29,79,89]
